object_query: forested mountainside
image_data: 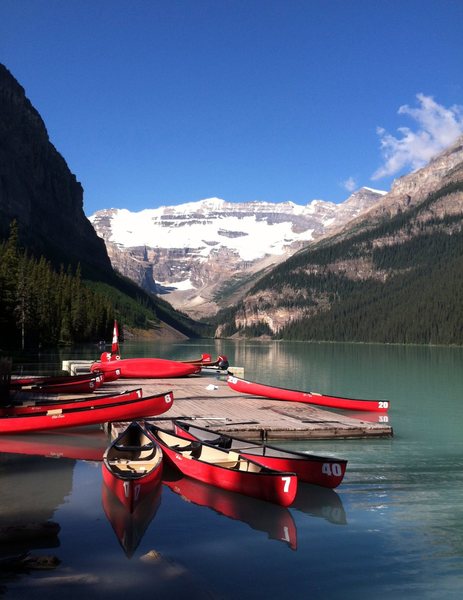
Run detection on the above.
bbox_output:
[0,63,205,347]
[214,137,463,345]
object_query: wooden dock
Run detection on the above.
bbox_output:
[98,369,393,441]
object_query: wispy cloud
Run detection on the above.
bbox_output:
[372,94,463,180]
[342,176,357,192]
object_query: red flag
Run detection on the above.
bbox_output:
[111,320,120,358]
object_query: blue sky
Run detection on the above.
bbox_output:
[1,1,462,215]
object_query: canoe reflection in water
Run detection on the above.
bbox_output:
[101,482,162,558]
[291,483,347,525]
[163,469,297,550]
[0,430,107,461]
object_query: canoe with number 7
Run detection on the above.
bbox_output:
[227,375,390,412]
[145,423,298,507]
[173,420,347,489]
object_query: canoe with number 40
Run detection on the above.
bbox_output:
[174,420,347,489]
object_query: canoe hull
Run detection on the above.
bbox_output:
[147,425,297,507]
[102,422,164,512]
[91,358,200,379]
[174,421,347,488]
[227,375,390,412]
[1,388,144,417]
[0,391,173,435]
[10,372,104,394]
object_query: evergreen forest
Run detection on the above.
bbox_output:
[0,222,207,350]
[213,182,463,346]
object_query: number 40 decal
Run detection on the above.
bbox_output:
[322,463,343,477]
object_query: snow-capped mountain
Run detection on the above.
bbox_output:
[89,188,385,318]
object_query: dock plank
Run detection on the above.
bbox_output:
[105,370,393,441]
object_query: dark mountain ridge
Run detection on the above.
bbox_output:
[0,63,204,343]
[0,63,110,278]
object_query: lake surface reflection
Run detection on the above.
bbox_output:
[1,341,463,598]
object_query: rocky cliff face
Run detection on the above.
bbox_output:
[0,63,111,275]
[90,189,385,318]
[337,135,463,234]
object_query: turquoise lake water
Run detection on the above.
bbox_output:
[1,340,463,598]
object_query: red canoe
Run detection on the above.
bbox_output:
[174,421,347,488]
[91,357,201,379]
[227,375,390,412]
[99,368,121,382]
[0,388,144,417]
[145,424,297,507]
[182,354,229,370]
[0,391,174,435]
[163,473,297,550]
[102,421,164,513]
[10,372,104,394]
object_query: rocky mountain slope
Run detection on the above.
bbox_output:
[90,188,385,318]
[0,63,205,341]
[0,63,111,277]
[216,135,463,344]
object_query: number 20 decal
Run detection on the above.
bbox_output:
[378,401,389,409]
[322,463,342,477]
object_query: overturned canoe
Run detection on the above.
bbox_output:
[174,420,347,489]
[102,421,164,513]
[145,424,297,507]
[227,375,390,412]
[0,391,173,435]
[91,357,201,379]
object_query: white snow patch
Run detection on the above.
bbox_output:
[108,211,317,261]
[363,187,388,195]
[158,278,194,291]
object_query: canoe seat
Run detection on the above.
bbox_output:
[208,435,232,449]
[172,441,202,457]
